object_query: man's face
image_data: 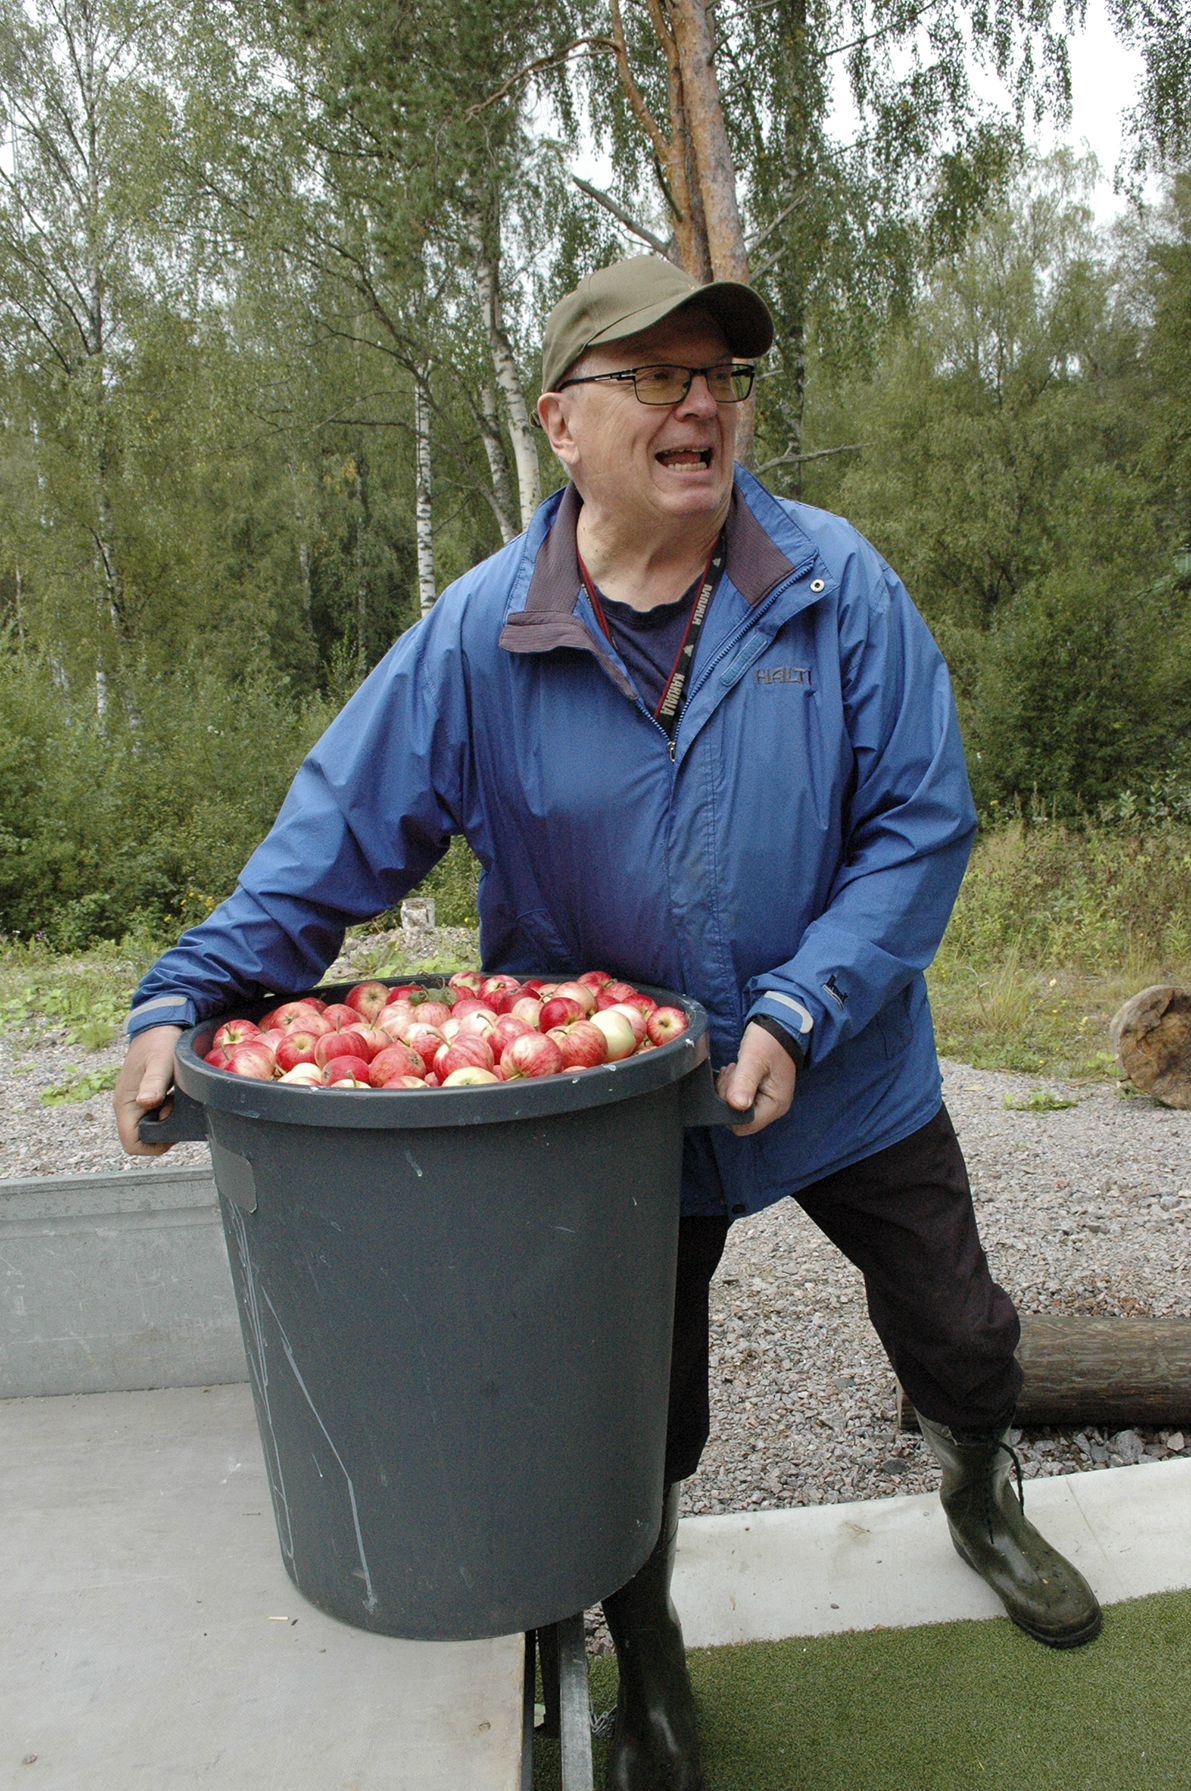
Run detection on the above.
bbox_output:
[540,308,739,529]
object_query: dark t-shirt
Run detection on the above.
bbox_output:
[596,577,705,717]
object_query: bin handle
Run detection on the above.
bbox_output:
[138,1086,207,1144]
[681,1058,753,1128]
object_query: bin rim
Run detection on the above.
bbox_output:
[173,978,714,1130]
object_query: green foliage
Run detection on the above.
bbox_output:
[39,1064,120,1105]
[1002,1089,1082,1110]
[0,645,338,947]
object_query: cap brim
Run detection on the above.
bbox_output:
[587,279,774,360]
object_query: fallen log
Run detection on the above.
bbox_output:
[898,1315,1191,1431]
[1110,984,1191,1109]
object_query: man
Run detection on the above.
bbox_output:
[116,257,1100,1791]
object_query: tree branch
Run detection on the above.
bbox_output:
[609,0,674,169]
[571,175,672,254]
[756,442,871,473]
[463,37,617,119]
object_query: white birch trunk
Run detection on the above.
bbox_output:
[415,368,436,615]
[471,226,539,532]
[478,385,519,545]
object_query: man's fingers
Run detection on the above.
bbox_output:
[114,1025,183,1157]
[719,1024,797,1137]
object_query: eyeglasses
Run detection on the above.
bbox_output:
[555,362,756,405]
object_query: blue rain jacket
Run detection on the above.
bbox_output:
[130,468,976,1218]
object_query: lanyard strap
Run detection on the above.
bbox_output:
[578,531,726,739]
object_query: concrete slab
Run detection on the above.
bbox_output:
[0,1384,524,1791]
[0,1169,248,1398]
[674,1457,1191,1647]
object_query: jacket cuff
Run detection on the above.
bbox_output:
[746,1012,807,1072]
[126,994,196,1038]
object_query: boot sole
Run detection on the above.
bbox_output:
[950,1535,1103,1649]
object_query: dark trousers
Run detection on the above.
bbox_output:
[664,1104,1022,1483]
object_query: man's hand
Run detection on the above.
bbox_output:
[113,1025,184,1157]
[716,1021,797,1137]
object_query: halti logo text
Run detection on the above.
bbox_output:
[755,666,810,685]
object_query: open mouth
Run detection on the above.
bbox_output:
[655,447,713,470]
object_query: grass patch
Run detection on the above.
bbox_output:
[1002,1089,1083,1111]
[0,939,160,1049]
[533,1591,1191,1790]
[928,821,1191,1078]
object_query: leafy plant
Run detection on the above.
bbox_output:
[39,1065,120,1106]
[1002,1089,1082,1111]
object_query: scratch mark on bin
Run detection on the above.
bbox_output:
[225,1200,296,1573]
[404,1150,423,1179]
[261,1283,379,1615]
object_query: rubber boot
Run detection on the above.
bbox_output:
[918,1413,1103,1648]
[601,1483,705,1791]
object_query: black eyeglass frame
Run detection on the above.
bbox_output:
[554,361,756,405]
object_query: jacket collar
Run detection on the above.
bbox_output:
[499,477,799,684]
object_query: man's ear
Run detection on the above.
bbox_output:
[537,392,578,470]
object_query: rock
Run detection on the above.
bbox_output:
[1167,1432,1186,1453]
[1109,985,1191,1109]
[1111,1428,1144,1465]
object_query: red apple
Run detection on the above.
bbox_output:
[508,995,544,1029]
[324,1057,373,1085]
[274,1029,321,1071]
[380,1073,430,1089]
[539,995,586,1030]
[257,1027,288,1051]
[519,979,548,998]
[596,981,640,1010]
[500,1032,565,1079]
[320,1003,359,1030]
[551,980,598,1015]
[442,1065,501,1086]
[437,1036,496,1079]
[344,981,391,1024]
[617,990,658,1020]
[480,974,522,1003]
[410,1000,452,1030]
[351,1024,391,1059]
[213,1017,260,1049]
[275,1006,331,1037]
[455,1012,498,1044]
[378,1002,416,1038]
[368,1042,425,1086]
[549,1020,609,1069]
[646,1006,689,1045]
[226,1041,276,1079]
[590,1009,637,1061]
[204,1045,234,1069]
[577,970,613,991]
[448,971,484,994]
[404,1024,447,1072]
[314,1028,371,1069]
[491,1014,532,1053]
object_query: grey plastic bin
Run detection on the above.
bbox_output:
[142,979,741,1641]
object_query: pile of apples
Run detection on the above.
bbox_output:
[203,971,689,1091]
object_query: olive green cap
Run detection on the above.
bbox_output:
[540,255,773,397]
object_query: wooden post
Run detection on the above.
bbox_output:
[898,1315,1191,1430]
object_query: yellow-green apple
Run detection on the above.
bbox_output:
[442,1065,500,1086]
[607,1002,648,1044]
[278,1062,324,1086]
[590,1009,637,1061]
[380,1073,430,1088]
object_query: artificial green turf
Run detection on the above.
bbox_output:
[532,1590,1191,1790]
